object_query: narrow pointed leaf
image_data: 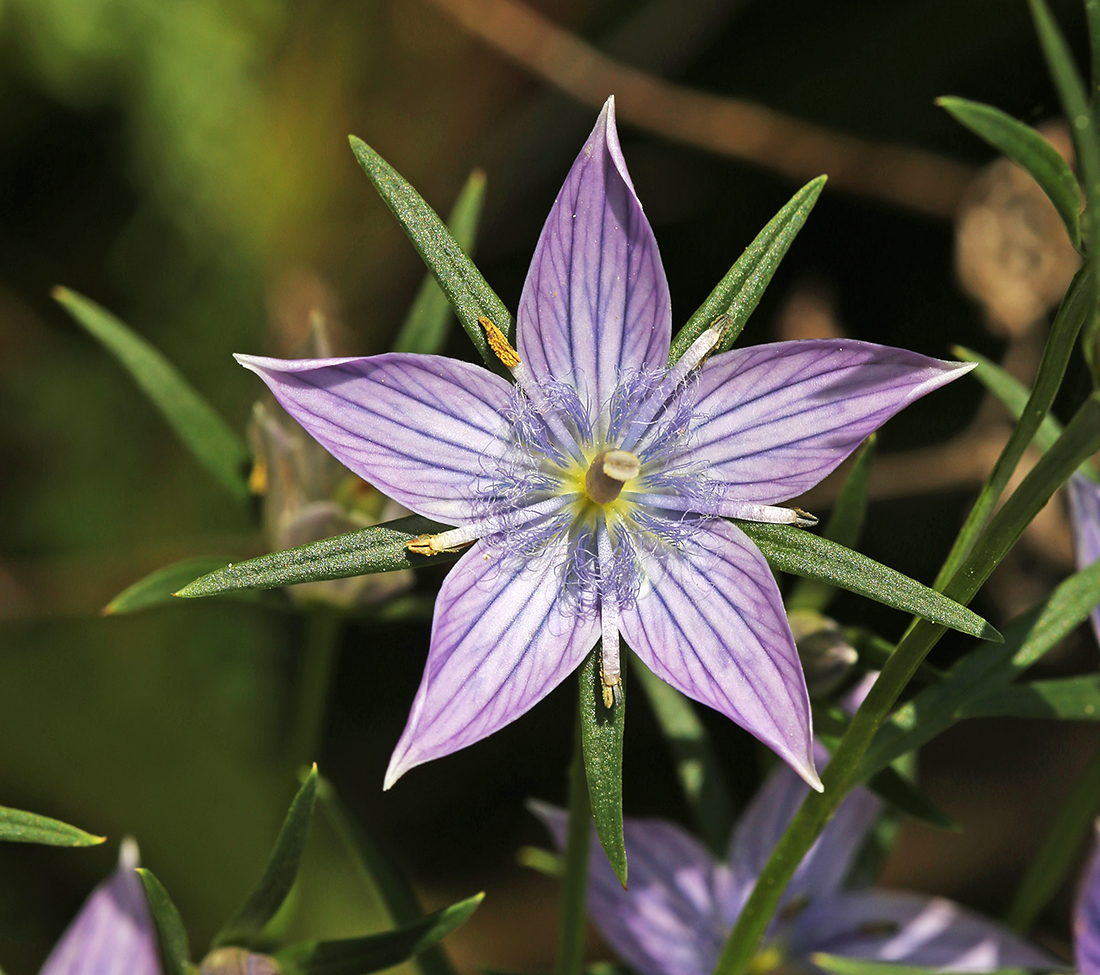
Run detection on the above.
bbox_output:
[844,628,944,683]
[959,674,1100,719]
[633,655,735,856]
[393,169,488,355]
[317,776,458,975]
[105,557,233,614]
[935,265,1091,587]
[176,516,454,598]
[812,955,1031,975]
[275,893,483,975]
[349,137,511,365]
[53,287,250,501]
[517,846,564,877]
[861,555,1100,777]
[579,647,626,887]
[953,345,1100,482]
[136,869,192,975]
[1028,0,1100,273]
[866,767,959,831]
[214,766,318,948]
[937,97,1081,249]
[0,806,104,846]
[669,176,826,363]
[1088,0,1100,109]
[737,523,1001,641]
[1004,742,1100,932]
[787,436,876,612]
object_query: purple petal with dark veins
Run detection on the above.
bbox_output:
[516,96,671,433]
[235,353,515,524]
[531,802,742,975]
[618,518,819,789]
[789,890,1059,971]
[673,341,974,504]
[39,840,161,975]
[1068,474,1100,648]
[385,539,600,788]
[1075,830,1100,975]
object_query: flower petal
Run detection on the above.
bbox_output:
[619,518,819,789]
[725,749,880,924]
[1075,830,1100,975]
[676,341,975,504]
[385,539,600,788]
[531,802,740,975]
[40,839,162,975]
[789,890,1058,971]
[516,96,671,434]
[235,353,515,524]
[1068,473,1100,648]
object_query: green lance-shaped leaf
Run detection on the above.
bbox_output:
[861,553,1100,778]
[105,556,234,615]
[959,674,1100,720]
[175,515,454,599]
[275,893,483,975]
[937,97,1082,250]
[843,628,944,684]
[317,776,457,975]
[579,646,626,887]
[137,869,193,975]
[213,766,318,949]
[787,436,876,613]
[936,265,1092,588]
[669,176,826,364]
[811,955,1032,975]
[0,806,104,846]
[866,767,959,831]
[954,345,1100,482]
[737,523,1001,641]
[1088,0,1100,110]
[53,287,251,502]
[349,137,511,366]
[1028,0,1100,278]
[1004,745,1100,933]
[633,656,735,856]
[393,169,488,355]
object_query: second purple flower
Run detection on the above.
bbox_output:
[237,97,973,790]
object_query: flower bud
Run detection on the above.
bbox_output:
[787,609,858,698]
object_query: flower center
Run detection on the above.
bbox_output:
[584,448,640,505]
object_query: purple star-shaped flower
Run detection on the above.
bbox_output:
[535,745,1057,975]
[236,97,973,790]
[38,838,162,975]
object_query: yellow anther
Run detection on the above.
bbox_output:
[248,453,268,495]
[599,671,622,709]
[406,535,436,556]
[479,316,521,368]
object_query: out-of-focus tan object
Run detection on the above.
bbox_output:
[774,281,846,342]
[955,123,1081,337]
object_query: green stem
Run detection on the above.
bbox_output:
[1004,740,1100,932]
[713,394,1100,975]
[289,609,343,768]
[555,713,592,975]
[934,266,1091,589]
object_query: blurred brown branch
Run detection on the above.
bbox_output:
[425,0,978,218]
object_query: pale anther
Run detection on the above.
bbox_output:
[585,448,640,505]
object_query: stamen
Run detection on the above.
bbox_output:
[585,449,640,505]
[597,522,622,708]
[479,316,585,463]
[619,323,725,453]
[627,494,818,527]
[405,496,573,556]
[478,316,521,368]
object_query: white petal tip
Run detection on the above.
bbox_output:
[119,836,141,871]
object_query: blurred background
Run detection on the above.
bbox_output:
[1,0,1098,971]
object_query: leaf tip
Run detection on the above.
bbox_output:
[981,622,1005,643]
[50,285,70,303]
